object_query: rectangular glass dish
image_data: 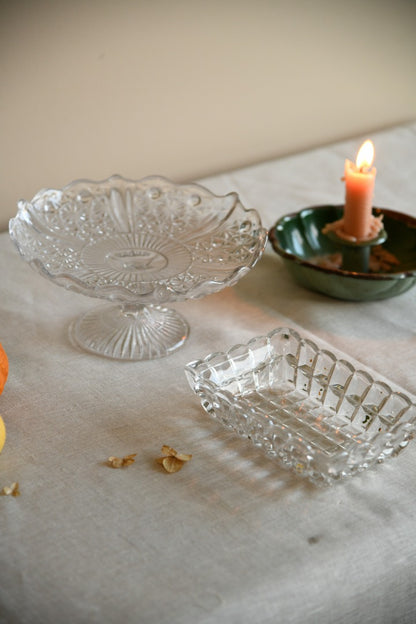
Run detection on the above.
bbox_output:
[185,327,416,485]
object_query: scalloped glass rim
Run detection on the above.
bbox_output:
[185,327,416,485]
[9,175,267,360]
[9,174,268,305]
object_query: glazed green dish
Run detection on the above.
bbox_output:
[269,205,416,301]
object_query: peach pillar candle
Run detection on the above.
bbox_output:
[343,140,376,240]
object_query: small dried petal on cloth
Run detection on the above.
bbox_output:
[107,453,137,468]
[157,446,192,473]
[1,482,20,496]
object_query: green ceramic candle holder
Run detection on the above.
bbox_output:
[269,205,416,301]
[324,227,388,273]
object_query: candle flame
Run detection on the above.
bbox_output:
[356,139,375,170]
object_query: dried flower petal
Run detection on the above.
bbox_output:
[1,482,20,496]
[157,445,192,473]
[175,452,192,462]
[160,445,177,456]
[108,456,123,468]
[160,445,192,461]
[161,456,185,473]
[107,453,137,468]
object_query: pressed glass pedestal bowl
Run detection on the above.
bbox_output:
[9,176,267,360]
[185,327,416,485]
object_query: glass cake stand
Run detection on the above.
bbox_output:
[10,175,267,360]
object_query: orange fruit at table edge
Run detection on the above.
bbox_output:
[0,342,9,453]
[0,342,8,395]
[0,416,5,453]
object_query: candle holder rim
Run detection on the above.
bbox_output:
[269,204,416,281]
[324,228,388,249]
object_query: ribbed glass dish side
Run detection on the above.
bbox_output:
[185,328,416,485]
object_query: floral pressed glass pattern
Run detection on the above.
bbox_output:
[9,176,267,360]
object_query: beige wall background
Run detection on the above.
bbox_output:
[1,0,415,231]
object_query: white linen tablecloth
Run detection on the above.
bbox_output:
[1,122,416,624]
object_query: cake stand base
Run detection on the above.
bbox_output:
[69,303,189,360]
